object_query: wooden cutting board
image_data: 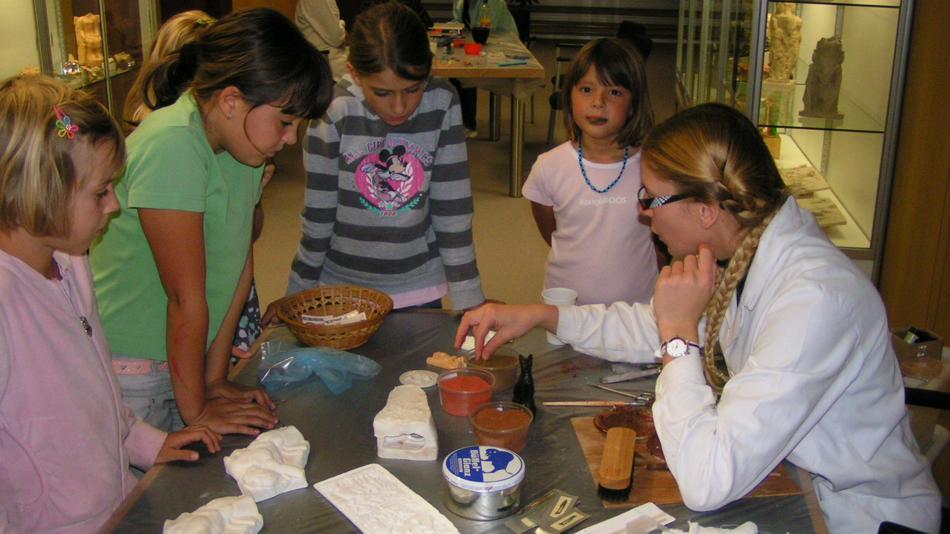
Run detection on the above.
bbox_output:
[571,417,803,508]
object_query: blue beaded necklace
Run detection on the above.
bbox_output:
[578,145,629,194]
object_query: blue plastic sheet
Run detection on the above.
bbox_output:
[258,336,381,395]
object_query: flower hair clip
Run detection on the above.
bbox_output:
[53,105,79,139]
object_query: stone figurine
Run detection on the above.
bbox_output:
[767,3,802,83]
[74,13,104,68]
[800,37,845,120]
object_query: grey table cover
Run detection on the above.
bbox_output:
[111,309,818,533]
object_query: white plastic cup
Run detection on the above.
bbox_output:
[541,288,578,345]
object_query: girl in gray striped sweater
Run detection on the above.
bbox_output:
[287,1,487,310]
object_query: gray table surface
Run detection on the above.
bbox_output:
[109,309,819,533]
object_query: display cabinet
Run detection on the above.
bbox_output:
[1,0,159,118]
[675,0,913,283]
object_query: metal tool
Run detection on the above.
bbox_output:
[600,366,661,384]
[590,384,654,402]
[542,400,647,408]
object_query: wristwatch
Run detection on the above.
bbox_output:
[657,337,703,359]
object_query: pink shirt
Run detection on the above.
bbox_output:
[523,142,657,305]
[0,250,165,533]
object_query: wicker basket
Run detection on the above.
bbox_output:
[277,286,393,350]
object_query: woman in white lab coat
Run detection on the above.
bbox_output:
[457,103,940,533]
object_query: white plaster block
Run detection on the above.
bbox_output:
[373,385,438,461]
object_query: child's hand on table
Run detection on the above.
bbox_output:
[156,425,222,463]
[207,379,276,411]
[191,396,279,436]
[261,297,291,327]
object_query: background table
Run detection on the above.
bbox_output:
[432,31,545,198]
[106,310,824,532]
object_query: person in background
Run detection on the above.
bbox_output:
[457,103,940,532]
[123,10,215,129]
[451,0,519,137]
[523,38,659,305]
[282,1,486,312]
[358,0,432,27]
[90,9,333,435]
[0,75,220,533]
[453,0,517,34]
[295,0,348,81]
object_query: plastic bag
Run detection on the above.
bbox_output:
[258,336,381,395]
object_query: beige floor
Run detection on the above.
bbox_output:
[253,41,677,308]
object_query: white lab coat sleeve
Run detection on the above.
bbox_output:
[653,280,860,511]
[555,301,660,363]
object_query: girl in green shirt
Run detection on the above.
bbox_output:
[91,9,332,435]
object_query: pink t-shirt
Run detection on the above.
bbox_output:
[522,142,657,305]
[0,250,165,533]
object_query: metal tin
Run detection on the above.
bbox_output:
[442,445,525,520]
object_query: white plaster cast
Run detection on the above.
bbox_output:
[224,426,309,502]
[162,495,263,534]
[314,464,459,534]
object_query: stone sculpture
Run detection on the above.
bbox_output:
[800,37,845,120]
[74,13,104,68]
[767,3,802,82]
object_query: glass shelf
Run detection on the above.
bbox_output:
[676,0,912,281]
[759,82,886,133]
[774,132,872,250]
[1,1,158,117]
[780,0,899,7]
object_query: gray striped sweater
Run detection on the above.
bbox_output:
[288,76,485,309]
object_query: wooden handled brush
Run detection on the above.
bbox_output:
[598,427,637,502]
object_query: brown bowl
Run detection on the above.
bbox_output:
[593,406,655,440]
[470,401,533,453]
[468,350,518,391]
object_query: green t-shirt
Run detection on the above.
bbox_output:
[91,93,262,361]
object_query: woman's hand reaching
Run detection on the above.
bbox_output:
[455,303,558,360]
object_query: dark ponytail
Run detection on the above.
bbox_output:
[143,41,199,111]
[149,8,332,119]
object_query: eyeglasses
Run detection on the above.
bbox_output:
[637,186,693,210]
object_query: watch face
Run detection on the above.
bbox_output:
[666,338,688,357]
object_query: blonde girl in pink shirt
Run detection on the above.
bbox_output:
[0,75,220,533]
[522,38,662,305]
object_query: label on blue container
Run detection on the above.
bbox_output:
[442,445,525,492]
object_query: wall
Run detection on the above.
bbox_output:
[231,0,295,19]
[0,1,40,78]
[880,0,950,341]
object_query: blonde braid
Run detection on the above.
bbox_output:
[702,211,777,391]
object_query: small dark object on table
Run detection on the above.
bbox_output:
[512,354,536,415]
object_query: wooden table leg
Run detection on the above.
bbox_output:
[509,96,526,198]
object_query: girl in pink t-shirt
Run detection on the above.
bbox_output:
[523,38,662,305]
[0,75,220,533]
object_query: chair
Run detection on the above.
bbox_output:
[885,385,950,533]
[545,42,583,146]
